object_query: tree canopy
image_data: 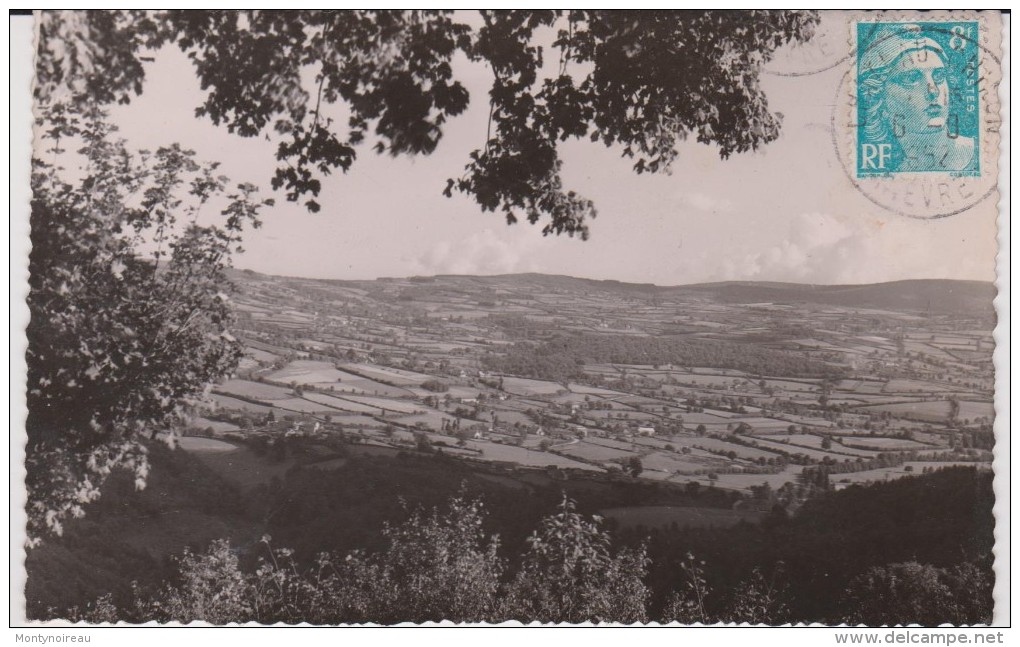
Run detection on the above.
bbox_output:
[35,10,818,237]
[27,100,270,544]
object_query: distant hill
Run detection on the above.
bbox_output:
[229,269,995,317]
[672,280,997,316]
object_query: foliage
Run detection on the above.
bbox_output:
[140,539,255,623]
[56,492,646,624]
[661,552,712,624]
[30,460,994,625]
[132,495,502,624]
[420,379,449,393]
[637,466,994,623]
[660,554,792,625]
[842,561,993,626]
[725,563,790,624]
[34,10,817,233]
[624,456,643,478]
[26,103,270,545]
[24,442,250,617]
[318,494,504,623]
[502,496,649,623]
[483,333,839,382]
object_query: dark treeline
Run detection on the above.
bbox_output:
[25,443,729,617]
[26,439,992,624]
[631,466,994,622]
[483,334,840,382]
[24,444,253,616]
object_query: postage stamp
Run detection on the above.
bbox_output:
[831,11,1002,219]
[855,21,981,178]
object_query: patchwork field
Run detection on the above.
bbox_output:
[178,436,238,453]
[266,360,348,385]
[301,392,388,414]
[208,393,274,414]
[499,377,568,396]
[216,379,292,400]
[209,271,994,500]
[464,441,601,471]
[559,442,633,463]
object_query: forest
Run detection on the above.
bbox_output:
[483,334,841,382]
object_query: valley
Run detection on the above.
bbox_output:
[188,272,995,502]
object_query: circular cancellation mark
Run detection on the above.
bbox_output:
[828,18,1001,220]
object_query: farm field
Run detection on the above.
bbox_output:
[499,377,567,396]
[958,401,995,420]
[337,394,425,414]
[216,379,292,400]
[244,347,281,362]
[839,437,933,451]
[393,411,449,430]
[744,437,855,462]
[265,360,348,385]
[191,418,241,434]
[273,399,340,414]
[640,451,723,475]
[884,378,955,393]
[694,467,805,491]
[341,363,434,386]
[237,358,259,371]
[202,271,996,500]
[737,417,799,432]
[208,393,274,414]
[682,437,782,461]
[179,436,238,453]
[861,401,952,421]
[567,383,627,396]
[183,443,300,489]
[464,441,601,471]
[325,371,413,397]
[832,462,992,486]
[558,441,634,463]
[302,392,388,414]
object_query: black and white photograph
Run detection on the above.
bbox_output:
[12,9,1008,629]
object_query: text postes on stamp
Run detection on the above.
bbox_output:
[831,12,1001,219]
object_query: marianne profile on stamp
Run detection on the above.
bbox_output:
[857,23,978,176]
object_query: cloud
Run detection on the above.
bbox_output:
[714,213,885,284]
[414,228,544,276]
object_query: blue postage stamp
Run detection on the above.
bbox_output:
[856,21,981,177]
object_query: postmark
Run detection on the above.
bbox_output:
[830,11,1002,219]
[764,12,853,77]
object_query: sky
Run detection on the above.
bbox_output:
[32,12,1002,286]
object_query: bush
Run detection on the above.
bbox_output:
[501,496,649,623]
[67,493,654,624]
[420,379,449,393]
